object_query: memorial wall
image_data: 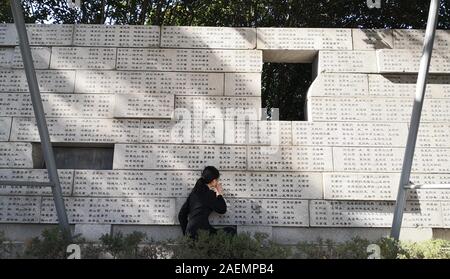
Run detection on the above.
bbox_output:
[0,24,449,242]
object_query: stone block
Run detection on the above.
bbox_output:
[140,119,224,144]
[116,48,263,72]
[161,26,256,49]
[10,117,140,143]
[292,122,408,147]
[0,48,14,68]
[224,73,261,96]
[224,120,292,145]
[0,196,41,223]
[307,97,450,122]
[73,25,160,47]
[247,146,333,171]
[0,117,11,141]
[377,49,450,73]
[407,174,450,201]
[257,28,352,62]
[113,144,247,171]
[0,24,73,46]
[416,123,450,148]
[210,198,309,227]
[0,70,76,93]
[113,93,174,118]
[307,73,369,97]
[323,172,450,201]
[393,29,450,50]
[0,169,73,196]
[73,170,195,198]
[0,143,33,168]
[40,197,176,225]
[174,96,262,120]
[50,47,117,70]
[0,93,115,118]
[332,147,450,173]
[368,74,450,98]
[352,29,393,50]
[323,172,398,201]
[310,200,443,228]
[315,51,377,73]
[75,70,224,95]
[219,171,323,199]
[442,202,450,228]
[0,47,51,69]
[257,28,352,50]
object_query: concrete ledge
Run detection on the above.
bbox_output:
[272,227,433,244]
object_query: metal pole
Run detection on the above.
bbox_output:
[10,0,72,241]
[390,0,440,240]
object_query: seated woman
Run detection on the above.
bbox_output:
[178,166,237,239]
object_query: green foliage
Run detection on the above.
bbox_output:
[21,227,164,259]
[296,237,450,259]
[398,239,450,259]
[10,227,450,259]
[262,63,312,120]
[375,237,404,259]
[333,237,372,259]
[3,1,448,28]
[99,231,146,259]
[168,230,292,259]
[23,227,78,259]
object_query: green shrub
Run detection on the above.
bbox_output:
[375,237,405,259]
[80,243,105,259]
[99,231,146,259]
[296,237,450,259]
[23,227,81,259]
[398,239,450,259]
[16,227,450,259]
[334,237,372,259]
[22,228,165,259]
[167,230,292,259]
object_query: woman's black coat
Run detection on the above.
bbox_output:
[178,186,227,237]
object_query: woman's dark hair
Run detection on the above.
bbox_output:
[191,166,220,194]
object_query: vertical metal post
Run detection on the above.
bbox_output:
[390,0,440,240]
[10,0,72,241]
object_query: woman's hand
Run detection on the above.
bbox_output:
[215,182,224,196]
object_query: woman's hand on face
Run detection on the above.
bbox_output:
[215,182,224,196]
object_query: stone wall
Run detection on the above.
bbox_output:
[0,24,449,242]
